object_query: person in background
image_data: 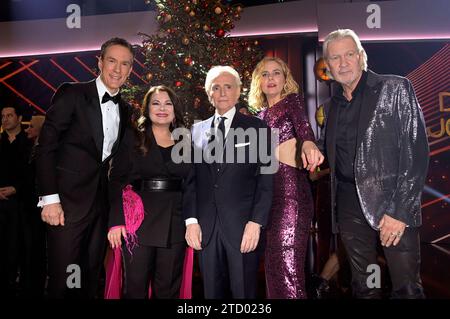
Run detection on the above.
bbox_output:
[20,115,47,298]
[0,105,33,297]
[237,104,251,116]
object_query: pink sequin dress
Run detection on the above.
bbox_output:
[258,93,315,299]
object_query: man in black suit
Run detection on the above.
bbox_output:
[36,38,134,298]
[183,66,275,298]
[318,29,429,298]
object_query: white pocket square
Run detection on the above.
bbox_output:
[235,142,250,148]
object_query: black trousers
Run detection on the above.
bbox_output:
[337,181,425,299]
[19,204,47,298]
[0,197,20,297]
[198,220,260,299]
[46,189,108,299]
[122,242,186,299]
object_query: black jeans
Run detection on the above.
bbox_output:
[337,181,425,299]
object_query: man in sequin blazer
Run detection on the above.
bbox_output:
[317,29,429,299]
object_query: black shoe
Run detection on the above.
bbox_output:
[308,274,330,299]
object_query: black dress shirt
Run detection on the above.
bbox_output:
[0,130,32,192]
[333,71,368,184]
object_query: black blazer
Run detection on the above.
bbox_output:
[36,80,130,223]
[108,128,191,247]
[183,111,274,249]
[317,70,429,233]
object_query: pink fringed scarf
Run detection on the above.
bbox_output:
[122,184,144,254]
[104,246,194,299]
[104,184,193,299]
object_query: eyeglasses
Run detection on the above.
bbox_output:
[326,50,360,63]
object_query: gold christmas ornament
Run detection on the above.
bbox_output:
[189,10,195,17]
[316,104,325,127]
[146,73,153,81]
[203,24,210,32]
[182,37,190,45]
[314,57,330,82]
[214,7,222,15]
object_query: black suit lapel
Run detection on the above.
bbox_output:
[84,80,103,159]
[110,100,129,157]
[217,111,243,178]
[356,71,382,150]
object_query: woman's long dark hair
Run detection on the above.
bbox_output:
[134,85,185,155]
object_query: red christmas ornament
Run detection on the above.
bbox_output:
[184,56,193,65]
[215,29,225,38]
[194,97,201,108]
[175,81,183,87]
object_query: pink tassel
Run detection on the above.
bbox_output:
[122,184,145,254]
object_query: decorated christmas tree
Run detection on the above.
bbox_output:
[126,0,264,126]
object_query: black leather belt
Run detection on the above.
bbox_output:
[131,178,182,192]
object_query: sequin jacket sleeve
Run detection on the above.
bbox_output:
[286,93,315,143]
[383,78,429,223]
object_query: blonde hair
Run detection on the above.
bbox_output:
[248,57,299,111]
[322,29,368,80]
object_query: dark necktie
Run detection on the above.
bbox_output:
[217,116,227,145]
[102,92,121,104]
[213,116,227,171]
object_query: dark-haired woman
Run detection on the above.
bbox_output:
[106,85,192,299]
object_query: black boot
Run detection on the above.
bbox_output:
[308,274,330,299]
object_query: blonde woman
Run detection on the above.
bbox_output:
[249,57,323,298]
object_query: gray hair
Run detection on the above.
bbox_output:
[323,29,368,79]
[204,66,242,103]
